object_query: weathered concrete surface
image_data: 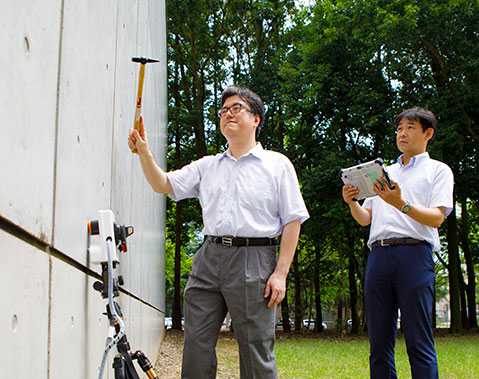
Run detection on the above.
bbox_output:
[0,1,167,377]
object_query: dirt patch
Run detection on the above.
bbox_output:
[154,330,183,379]
[154,329,240,379]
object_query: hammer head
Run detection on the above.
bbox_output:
[132,56,159,64]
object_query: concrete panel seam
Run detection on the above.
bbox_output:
[109,1,120,209]
[0,214,165,314]
[47,246,53,379]
[51,0,66,247]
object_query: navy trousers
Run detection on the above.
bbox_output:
[364,243,438,379]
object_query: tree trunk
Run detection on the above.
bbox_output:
[339,248,349,332]
[459,273,469,330]
[359,240,369,333]
[172,121,183,330]
[337,299,343,329]
[348,248,359,334]
[281,297,291,332]
[173,201,182,330]
[314,249,324,332]
[192,106,207,158]
[460,199,478,329]
[293,254,302,331]
[446,202,463,333]
[346,234,359,334]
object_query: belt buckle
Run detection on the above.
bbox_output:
[380,239,389,247]
[221,237,233,246]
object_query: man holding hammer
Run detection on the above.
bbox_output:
[128,86,309,379]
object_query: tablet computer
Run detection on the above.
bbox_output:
[340,158,395,200]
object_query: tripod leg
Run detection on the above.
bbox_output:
[116,335,140,379]
[113,354,141,379]
[113,356,126,379]
[134,351,159,379]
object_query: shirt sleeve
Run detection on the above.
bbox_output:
[430,163,454,216]
[166,157,207,202]
[362,197,373,210]
[277,156,310,226]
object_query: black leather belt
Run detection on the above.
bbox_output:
[206,235,280,247]
[371,237,428,248]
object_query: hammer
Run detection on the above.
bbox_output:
[132,57,159,131]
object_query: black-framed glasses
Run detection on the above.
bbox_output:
[217,103,254,118]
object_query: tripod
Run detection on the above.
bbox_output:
[89,210,159,379]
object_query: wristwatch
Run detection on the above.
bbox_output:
[401,201,412,214]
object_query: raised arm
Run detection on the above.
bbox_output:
[128,115,173,194]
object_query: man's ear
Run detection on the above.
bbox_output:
[253,114,261,128]
[425,127,434,142]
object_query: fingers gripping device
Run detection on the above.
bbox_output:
[88,210,159,379]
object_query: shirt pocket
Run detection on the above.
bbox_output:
[199,180,226,209]
[400,176,432,207]
[237,177,275,213]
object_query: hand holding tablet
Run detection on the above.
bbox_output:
[341,158,395,201]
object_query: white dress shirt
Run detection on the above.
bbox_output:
[167,143,309,238]
[363,152,454,251]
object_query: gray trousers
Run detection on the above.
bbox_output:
[181,240,278,379]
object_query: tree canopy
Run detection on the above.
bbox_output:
[165,0,479,333]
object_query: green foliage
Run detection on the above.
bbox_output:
[165,0,479,329]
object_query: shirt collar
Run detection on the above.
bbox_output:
[397,151,430,167]
[219,143,264,161]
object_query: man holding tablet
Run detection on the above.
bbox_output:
[342,107,454,379]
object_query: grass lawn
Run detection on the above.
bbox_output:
[157,329,479,378]
[274,331,479,378]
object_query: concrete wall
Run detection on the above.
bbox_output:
[0,1,167,378]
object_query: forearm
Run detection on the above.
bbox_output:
[138,151,172,194]
[275,219,301,278]
[349,201,371,226]
[372,178,447,228]
[398,203,446,228]
[342,185,371,226]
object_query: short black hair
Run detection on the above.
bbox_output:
[220,86,265,138]
[394,106,437,144]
